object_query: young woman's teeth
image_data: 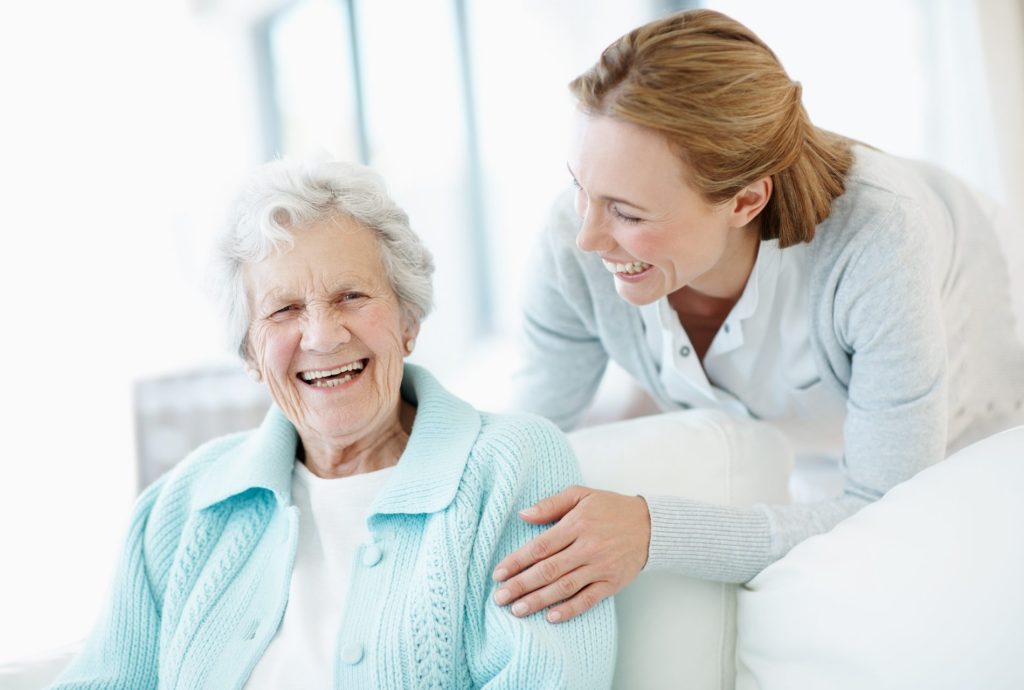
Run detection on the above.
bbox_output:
[603,260,651,275]
[301,360,365,387]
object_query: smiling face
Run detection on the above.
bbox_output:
[243,216,415,451]
[569,113,763,305]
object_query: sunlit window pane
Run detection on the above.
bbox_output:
[269,0,362,160]
[350,0,479,374]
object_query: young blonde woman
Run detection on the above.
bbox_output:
[492,9,1024,624]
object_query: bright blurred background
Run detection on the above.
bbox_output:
[2,0,1022,663]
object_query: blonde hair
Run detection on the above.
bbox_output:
[569,9,853,247]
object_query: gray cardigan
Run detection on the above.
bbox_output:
[512,146,1024,582]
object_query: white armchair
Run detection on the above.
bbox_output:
[568,411,1024,690]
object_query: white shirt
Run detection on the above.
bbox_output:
[245,461,395,690]
[640,239,847,452]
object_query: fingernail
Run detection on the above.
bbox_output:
[493,568,508,581]
[494,589,511,605]
[547,610,562,623]
[511,602,528,616]
[519,506,538,517]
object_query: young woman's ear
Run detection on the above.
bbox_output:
[729,176,772,227]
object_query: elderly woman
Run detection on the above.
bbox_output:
[51,159,616,689]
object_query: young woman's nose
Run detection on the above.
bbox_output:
[575,207,615,254]
[300,306,351,353]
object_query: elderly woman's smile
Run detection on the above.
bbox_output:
[243,214,416,476]
[298,359,366,387]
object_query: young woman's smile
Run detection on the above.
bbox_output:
[569,113,765,305]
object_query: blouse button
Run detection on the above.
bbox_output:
[679,345,691,357]
[340,642,364,665]
[362,544,383,567]
[723,323,731,333]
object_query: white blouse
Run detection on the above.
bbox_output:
[244,461,395,690]
[640,239,848,454]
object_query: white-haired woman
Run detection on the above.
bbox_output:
[51,159,616,689]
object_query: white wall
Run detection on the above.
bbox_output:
[0,0,265,661]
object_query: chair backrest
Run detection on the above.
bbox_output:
[568,409,793,690]
[133,366,270,490]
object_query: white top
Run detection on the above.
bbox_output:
[245,461,395,690]
[639,239,847,452]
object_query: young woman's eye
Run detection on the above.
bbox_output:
[612,205,642,224]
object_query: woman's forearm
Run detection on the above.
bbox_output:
[642,494,870,582]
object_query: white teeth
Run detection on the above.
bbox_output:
[602,260,651,275]
[312,374,355,388]
[300,360,365,381]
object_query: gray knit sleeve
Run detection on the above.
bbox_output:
[511,190,609,431]
[645,187,950,582]
[642,494,869,582]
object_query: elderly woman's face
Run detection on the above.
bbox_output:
[243,217,413,446]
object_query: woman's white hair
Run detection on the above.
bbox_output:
[213,157,434,360]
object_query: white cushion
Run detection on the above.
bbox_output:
[0,641,82,690]
[736,425,1024,690]
[569,409,793,690]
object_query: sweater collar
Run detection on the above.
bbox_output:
[193,363,480,515]
[369,364,481,515]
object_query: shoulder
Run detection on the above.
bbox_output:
[475,411,573,455]
[526,188,628,329]
[533,189,607,293]
[813,147,937,260]
[467,412,582,496]
[808,146,953,303]
[543,186,583,248]
[139,430,255,538]
[105,428,262,597]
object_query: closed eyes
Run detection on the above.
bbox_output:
[611,205,642,224]
[267,292,367,319]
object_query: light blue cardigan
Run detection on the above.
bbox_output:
[52,365,616,689]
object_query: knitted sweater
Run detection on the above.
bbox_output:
[513,145,1024,583]
[52,365,617,689]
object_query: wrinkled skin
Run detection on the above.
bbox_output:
[244,216,418,478]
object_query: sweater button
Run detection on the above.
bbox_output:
[340,642,364,665]
[362,544,383,567]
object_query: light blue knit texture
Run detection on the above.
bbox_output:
[50,364,617,689]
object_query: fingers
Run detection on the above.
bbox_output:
[492,490,652,624]
[492,521,575,582]
[544,581,616,623]
[517,485,587,524]
[494,545,581,608]
[502,564,607,622]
